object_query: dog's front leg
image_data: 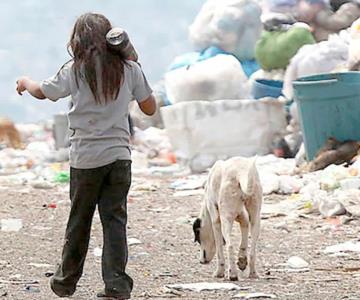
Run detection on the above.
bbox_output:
[212,222,225,278]
[221,218,238,281]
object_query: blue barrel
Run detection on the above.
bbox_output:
[293,72,360,160]
[252,79,283,99]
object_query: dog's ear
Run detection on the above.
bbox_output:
[193,218,201,244]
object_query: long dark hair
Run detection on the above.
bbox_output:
[68,13,127,104]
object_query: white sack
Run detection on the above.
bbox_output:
[189,0,262,60]
[165,55,250,104]
[161,99,287,172]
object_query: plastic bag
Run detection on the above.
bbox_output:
[165,54,250,104]
[54,171,70,183]
[255,24,316,71]
[279,175,303,194]
[250,69,286,81]
[168,46,228,71]
[319,164,351,191]
[283,30,349,99]
[348,18,360,70]
[259,172,280,194]
[189,0,262,60]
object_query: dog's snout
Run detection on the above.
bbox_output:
[200,260,210,265]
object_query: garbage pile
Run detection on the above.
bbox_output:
[2,0,360,221]
[257,154,360,218]
[0,119,70,188]
[128,0,360,173]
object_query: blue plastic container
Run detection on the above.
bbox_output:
[293,72,360,160]
[252,79,283,99]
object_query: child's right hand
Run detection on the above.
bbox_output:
[16,76,29,95]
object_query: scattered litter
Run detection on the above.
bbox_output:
[148,165,182,175]
[287,256,309,269]
[273,222,290,232]
[317,196,346,218]
[170,177,205,191]
[25,286,40,293]
[166,282,248,292]
[45,272,54,278]
[324,241,360,254]
[278,175,303,194]
[328,252,350,258]
[157,271,177,278]
[32,226,52,231]
[136,252,150,257]
[335,189,360,217]
[54,171,70,183]
[270,268,310,273]
[176,217,192,224]
[173,190,204,197]
[93,247,103,257]
[233,292,277,299]
[340,178,360,190]
[1,219,23,232]
[260,172,280,195]
[43,203,57,209]
[132,183,158,192]
[47,203,57,209]
[28,263,52,268]
[149,207,170,213]
[128,238,142,246]
[31,180,54,189]
[0,279,38,285]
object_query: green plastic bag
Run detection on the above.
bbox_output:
[255,27,316,71]
[54,171,70,183]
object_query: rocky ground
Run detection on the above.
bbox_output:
[0,174,360,300]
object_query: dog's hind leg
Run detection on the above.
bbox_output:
[247,202,261,278]
[221,217,238,281]
[236,209,249,272]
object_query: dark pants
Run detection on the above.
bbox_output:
[51,160,133,298]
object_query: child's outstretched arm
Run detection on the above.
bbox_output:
[16,76,46,99]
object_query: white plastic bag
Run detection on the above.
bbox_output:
[319,165,351,191]
[283,31,349,99]
[189,0,262,60]
[349,18,360,70]
[165,55,250,104]
[249,69,286,81]
[259,172,280,195]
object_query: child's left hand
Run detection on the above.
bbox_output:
[16,76,29,95]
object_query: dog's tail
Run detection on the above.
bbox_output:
[240,156,258,196]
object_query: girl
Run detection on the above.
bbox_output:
[16,13,156,299]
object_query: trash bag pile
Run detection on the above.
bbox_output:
[147,0,360,172]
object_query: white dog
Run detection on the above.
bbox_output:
[193,157,262,280]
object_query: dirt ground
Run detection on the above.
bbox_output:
[1,174,360,300]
